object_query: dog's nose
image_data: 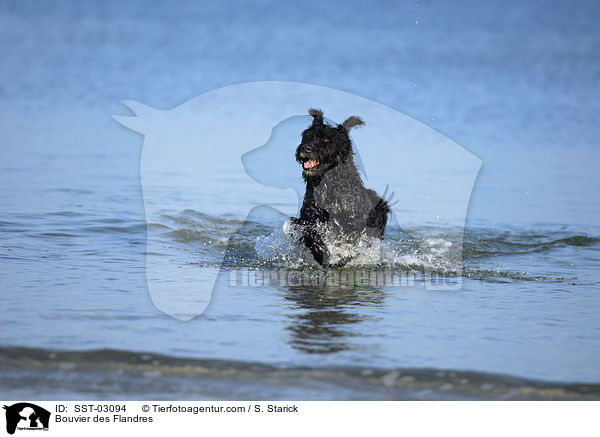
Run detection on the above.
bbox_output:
[297,143,315,160]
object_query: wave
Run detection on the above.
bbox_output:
[2,209,597,282]
[464,229,599,257]
[1,346,598,400]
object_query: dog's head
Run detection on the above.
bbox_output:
[296,108,364,181]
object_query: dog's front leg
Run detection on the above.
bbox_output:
[302,227,327,266]
[298,202,329,224]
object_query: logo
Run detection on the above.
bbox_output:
[3,403,50,435]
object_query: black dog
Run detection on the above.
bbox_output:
[289,109,390,267]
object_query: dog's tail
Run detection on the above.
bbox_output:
[372,185,397,213]
[367,186,396,238]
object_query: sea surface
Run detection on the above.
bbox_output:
[1,0,599,400]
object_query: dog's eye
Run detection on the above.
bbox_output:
[323,138,330,143]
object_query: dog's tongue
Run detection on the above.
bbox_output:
[303,160,319,169]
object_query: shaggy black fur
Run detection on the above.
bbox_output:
[290,108,390,267]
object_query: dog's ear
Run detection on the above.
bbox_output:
[341,116,365,131]
[308,108,324,125]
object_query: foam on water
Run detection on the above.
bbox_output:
[257,218,396,267]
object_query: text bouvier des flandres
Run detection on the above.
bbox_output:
[289,108,391,267]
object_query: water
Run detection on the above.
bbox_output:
[1,0,600,400]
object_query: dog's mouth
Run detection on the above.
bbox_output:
[302,159,320,170]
